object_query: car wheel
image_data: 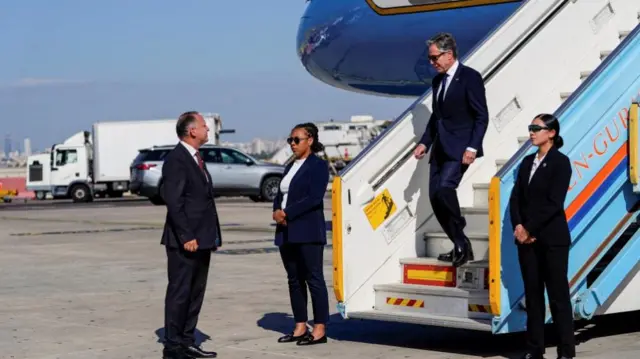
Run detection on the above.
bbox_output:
[260,176,281,202]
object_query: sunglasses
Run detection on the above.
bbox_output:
[287,136,308,145]
[427,52,448,62]
[528,124,549,133]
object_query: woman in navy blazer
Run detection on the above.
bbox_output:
[272,122,330,346]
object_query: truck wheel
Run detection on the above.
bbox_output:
[35,191,46,200]
[260,176,281,202]
[70,184,91,203]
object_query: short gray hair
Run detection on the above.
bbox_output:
[176,111,199,138]
[426,32,457,58]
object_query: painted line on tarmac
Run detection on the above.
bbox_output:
[10,227,160,237]
[215,244,333,255]
[0,216,282,233]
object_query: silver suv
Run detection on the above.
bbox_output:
[129,144,284,205]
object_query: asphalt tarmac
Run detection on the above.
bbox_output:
[0,198,638,358]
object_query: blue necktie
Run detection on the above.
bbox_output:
[438,74,448,107]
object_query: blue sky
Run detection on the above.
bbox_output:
[0,0,411,152]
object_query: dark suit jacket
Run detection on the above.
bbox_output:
[419,63,489,162]
[160,143,222,250]
[273,154,329,246]
[509,146,572,246]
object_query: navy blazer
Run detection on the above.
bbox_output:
[273,154,330,246]
[160,143,222,250]
[509,146,572,246]
[419,63,489,162]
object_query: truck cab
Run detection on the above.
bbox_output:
[48,131,94,202]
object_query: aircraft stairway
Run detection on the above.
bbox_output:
[331,0,640,334]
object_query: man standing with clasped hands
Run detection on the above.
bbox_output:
[161,111,221,359]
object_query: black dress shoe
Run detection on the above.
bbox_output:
[463,237,475,261]
[297,333,327,346]
[183,345,217,358]
[163,347,194,359]
[452,245,471,267]
[438,249,454,262]
[278,331,309,343]
[520,353,543,359]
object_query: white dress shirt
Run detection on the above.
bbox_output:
[437,60,477,154]
[180,141,208,182]
[529,153,546,183]
[280,158,306,208]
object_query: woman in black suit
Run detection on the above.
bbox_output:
[272,122,330,346]
[509,114,576,359]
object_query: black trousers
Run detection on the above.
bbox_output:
[164,246,211,349]
[518,242,575,358]
[429,158,469,248]
[279,243,330,325]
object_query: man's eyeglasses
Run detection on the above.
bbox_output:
[528,124,549,133]
[287,136,308,145]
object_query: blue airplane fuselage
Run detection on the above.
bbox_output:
[296,0,524,98]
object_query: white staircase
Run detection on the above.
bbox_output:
[335,0,640,328]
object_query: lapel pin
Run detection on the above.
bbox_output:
[543,163,547,167]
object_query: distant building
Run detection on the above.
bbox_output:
[24,138,32,157]
[3,134,11,160]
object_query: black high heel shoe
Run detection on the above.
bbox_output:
[277,331,309,343]
[296,332,327,346]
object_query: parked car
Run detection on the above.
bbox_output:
[129,144,285,205]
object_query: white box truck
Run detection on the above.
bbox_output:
[29,116,217,202]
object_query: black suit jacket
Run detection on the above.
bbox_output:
[160,143,222,250]
[419,63,489,162]
[509,146,572,246]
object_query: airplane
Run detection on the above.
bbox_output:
[296,0,524,98]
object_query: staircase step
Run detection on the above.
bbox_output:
[375,283,490,319]
[600,50,612,60]
[400,257,489,291]
[559,92,573,101]
[347,309,492,331]
[424,206,488,234]
[422,232,490,262]
[472,182,490,207]
[495,158,509,171]
[375,283,491,319]
[400,257,489,268]
[619,30,630,41]
[580,70,592,81]
[517,136,530,146]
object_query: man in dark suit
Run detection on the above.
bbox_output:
[161,111,221,359]
[413,32,489,267]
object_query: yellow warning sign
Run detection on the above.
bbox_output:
[363,189,397,230]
